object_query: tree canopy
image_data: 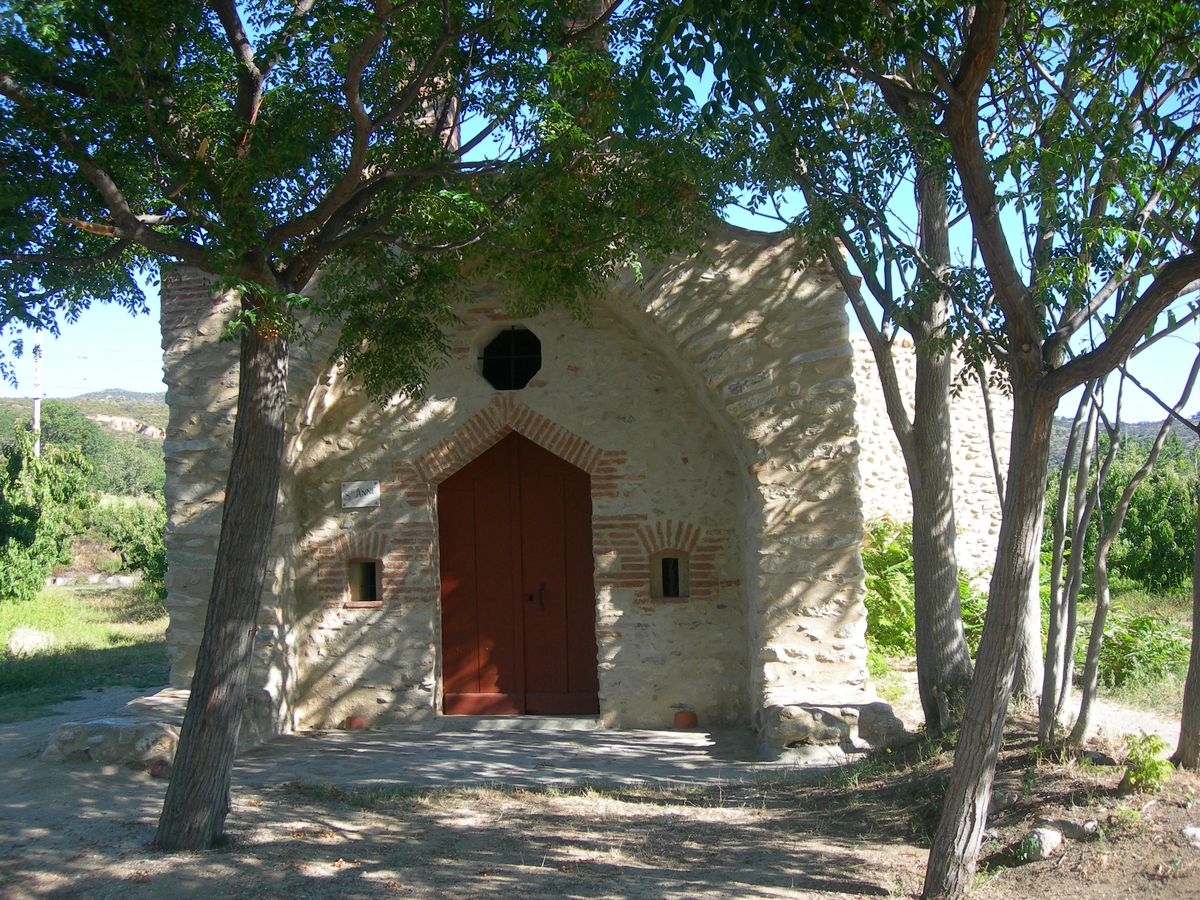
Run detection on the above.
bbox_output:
[1,0,719,391]
[646,0,1200,896]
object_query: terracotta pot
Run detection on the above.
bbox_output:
[673,710,699,729]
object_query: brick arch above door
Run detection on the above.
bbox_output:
[406,394,630,497]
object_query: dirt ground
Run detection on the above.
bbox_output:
[3,685,1200,898]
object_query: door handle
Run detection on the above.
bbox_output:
[538,581,546,612]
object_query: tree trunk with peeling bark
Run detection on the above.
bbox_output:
[155,323,289,851]
[908,166,974,737]
[908,329,974,735]
[1011,563,1044,703]
[923,384,1056,899]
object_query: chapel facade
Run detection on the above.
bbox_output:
[160,224,1006,753]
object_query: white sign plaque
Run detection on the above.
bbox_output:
[341,480,381,509]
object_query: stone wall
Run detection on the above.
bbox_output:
[159,225,874,738]
[159,269,298,735]
[852,336,1012,572]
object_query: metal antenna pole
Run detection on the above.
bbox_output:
[32,328,42,458]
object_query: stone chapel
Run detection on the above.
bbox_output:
[159,223,1009,756]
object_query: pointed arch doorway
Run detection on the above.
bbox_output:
[437,431,599,715]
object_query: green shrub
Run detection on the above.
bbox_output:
[38,401,164,497]
[1046,433,1198,594]
[92,497,167,599]
[1083,609,1190,688]
[1122,732,1173,793]
[862,518,916,656]
[0,434,93,603]
[959,580,989,656]
[862,517,994,658]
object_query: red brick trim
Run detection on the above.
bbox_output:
[311,528,437,609]
[636,520,703,556]
[594,517,736,605]
[159,267,223,335]
[410,395,620,485]
[160,266,217,305]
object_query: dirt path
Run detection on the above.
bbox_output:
[0,687,927,898]
[0,686,1195,898]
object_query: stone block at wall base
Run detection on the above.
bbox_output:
[755,701,913,760]
[41,718,180,766]
[40,687,281,768]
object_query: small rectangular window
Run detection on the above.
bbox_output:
[347,559,380,605]
[650,550,689,599]
[661,557,680,598]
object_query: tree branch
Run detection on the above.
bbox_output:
[211,0,264,135]
[0,74,213,271]
[1047,252,1200,397]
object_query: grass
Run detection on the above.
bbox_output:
[1106,576,1192,625]
[867,648,912,704]
[1081,579,1192,718]
[0,584,168,722]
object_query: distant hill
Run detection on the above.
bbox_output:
[73,389,165,404]
[0,390,168,435]
[1050,414,1200,467]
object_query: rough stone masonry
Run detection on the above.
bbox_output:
[158,223,1009,757]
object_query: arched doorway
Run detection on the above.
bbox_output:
[438,432,599,714]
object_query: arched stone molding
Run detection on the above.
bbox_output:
[605,225,870,712]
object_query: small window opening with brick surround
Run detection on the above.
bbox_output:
[480,327,541,390]
[346,558,382,607]
[650,551,690,599]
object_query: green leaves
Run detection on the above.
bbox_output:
[0,431,93,603]
[862,517,918,657]
[3,0,721,402]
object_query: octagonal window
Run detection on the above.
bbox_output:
[481,327,541,391]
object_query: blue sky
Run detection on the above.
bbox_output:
[0,288,165,397]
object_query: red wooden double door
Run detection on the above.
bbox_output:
[438,432,599,715]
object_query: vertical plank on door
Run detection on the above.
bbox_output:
[472,437,520,698]
[518,438,569,704]
[563,462,599,704]
[437,472,479,699]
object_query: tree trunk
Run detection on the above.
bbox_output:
[923,384,1055,899]
[1011,545,1044,703]
[823,158,973,738]
[1039,394,1088,744]
[1069,393,1177,745]
[155,324,289,850]
[909,339,974,735]
[1174,491,1200,768]
[908,164,974,736]
[1069,549,1111,744]
[1053,404,1101,724]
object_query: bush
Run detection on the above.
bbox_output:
[1046,432,1198,594]
[1085,609,1190,688]
[959,580,989,656]
[862,518,916,656]
[92,497,167,599]
[1122,732,1173,793]
[0,433,93,603]
[862,517,993,659]
[39,400,164,497]
[1108,451,1197,593]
